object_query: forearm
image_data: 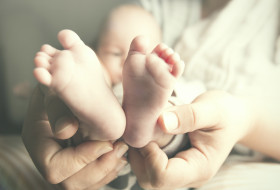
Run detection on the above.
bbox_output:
[239,97,280,161]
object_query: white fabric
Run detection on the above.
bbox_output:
[0,136,57,190]
[141,0,280,104]
[198,162,280,190]
[175,0,280,99]
[138,0,280,189]
[140,0,201,47]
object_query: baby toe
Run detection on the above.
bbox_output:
[34,55,51,70]
[129,36,149,54]
[153,43,168,56]
[167,52,180,65]
[33,67,52,87]
[146,54,175,88]
[171,60,185,78]
[36,52,51,61]
[58,29,84,50]
[41,44,58,56]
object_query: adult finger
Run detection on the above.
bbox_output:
[158,91,224,134]
[22,86,113,184]
[25,118,113,185]
[130,141,221,189]
[45,140,114,184]
[40,85,79,139]
[53,115,79,139]
[129,142,169,189]
[61,141,129,190]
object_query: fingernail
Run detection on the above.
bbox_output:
[116,143,129,158]
[54,117,78,135]
[162,112,179,132]
[54,117,72,134]
[97,146,113,156]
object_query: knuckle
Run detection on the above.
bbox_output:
[60,182,80,190]
[150,175,165,189]
[187,104,197,132]
[137,171,167,190]
[76,154,90,167]
[42,159,66,185]
[100,165,112,177]
[137,180,152,190]
[149,169,167,189]
[44,167,62,184]
[199,166,215,183]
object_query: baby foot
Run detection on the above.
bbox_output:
[34,29,125,141]
[122,36,184,148]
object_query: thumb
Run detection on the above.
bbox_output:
[54,116,79,139]
[40,85,79,139]
[158,96,220,134]
[158,104,194,134]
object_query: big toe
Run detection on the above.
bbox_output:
[129,36,150,55]
[58,29,84,50]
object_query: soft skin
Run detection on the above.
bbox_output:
[128,90,280,189]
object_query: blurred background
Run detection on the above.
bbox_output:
[0,0,132,134]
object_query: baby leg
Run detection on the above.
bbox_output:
[122,36,184,148]
[34,30,125,141]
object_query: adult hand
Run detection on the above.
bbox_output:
[129,90,255,189]
[22,85,128,190]
[39,84,79,140]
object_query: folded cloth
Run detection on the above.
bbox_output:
[0,135,56,190]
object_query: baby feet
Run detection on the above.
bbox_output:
[33,30,183,146]
[122,36,184,148]
[34,29,125,141]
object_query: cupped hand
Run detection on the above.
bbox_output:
[39,84,79,140]
[129,90,254,189]
[22,85,128,190]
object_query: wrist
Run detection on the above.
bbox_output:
[207,91,257,146]
[237,96,280,160]
[235,96,259,145]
